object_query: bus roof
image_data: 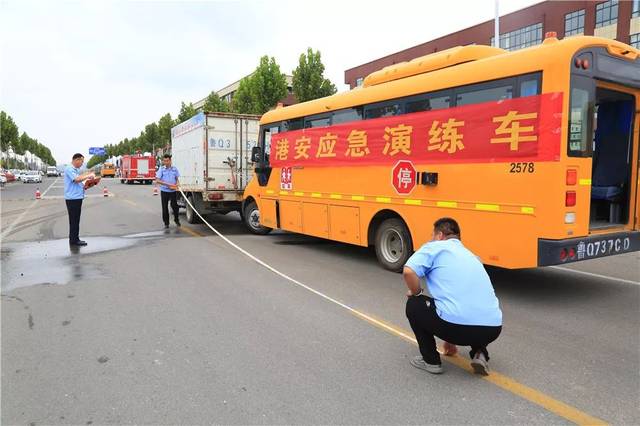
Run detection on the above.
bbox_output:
[260,35,639,125]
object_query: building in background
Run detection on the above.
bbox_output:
[345,0,640,89]
[193,74,296,110]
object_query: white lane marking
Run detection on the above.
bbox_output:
[1,178,59,239]
[549,266,640,286]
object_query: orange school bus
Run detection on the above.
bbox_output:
[242,34,640,271]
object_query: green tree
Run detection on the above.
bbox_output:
[177,102,197,123]
[292,48,337,103]
[157,113,174,149]
[143,122,160,153]
[87,155,106,169]
[202,91,230,113]
[0,111,19,154]
[232,77,257,114]
[251,55,288,114]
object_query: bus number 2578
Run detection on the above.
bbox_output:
[509,162,535,173]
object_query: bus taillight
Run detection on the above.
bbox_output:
[566,169,577,185]
[560,248,568,261]
[565,191,576,207]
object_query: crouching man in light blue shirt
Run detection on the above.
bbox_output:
[404,217,502,376]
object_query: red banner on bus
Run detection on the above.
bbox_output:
[269,92,563,167]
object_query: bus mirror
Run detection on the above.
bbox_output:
[420,172,438,186]
[251,146,262,163]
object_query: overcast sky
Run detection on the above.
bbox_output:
[1,0,541,164]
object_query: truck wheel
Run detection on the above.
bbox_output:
[374,218,413,272]
[243,200,272,235]
[120,179,124,184]
[185,194,201,224]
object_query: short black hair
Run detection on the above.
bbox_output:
[163,154,172,159]
[72,153,84,160]
[433,217,460,239]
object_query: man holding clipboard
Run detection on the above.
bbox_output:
[64,153,98,246]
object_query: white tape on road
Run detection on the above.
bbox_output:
[549,266,640,286]
[178,188,417,342]
[1,178,59,239]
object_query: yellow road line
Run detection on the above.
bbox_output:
[349,310,607,426]
[180,225,205,238]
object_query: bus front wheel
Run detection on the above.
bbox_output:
[375,218,413,272]
[243,200,272,235]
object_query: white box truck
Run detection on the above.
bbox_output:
[171,112,260,223]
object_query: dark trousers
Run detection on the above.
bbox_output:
[65,199,83,243]
[406,295,501,365]
[161,191,179,225]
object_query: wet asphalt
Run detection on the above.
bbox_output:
[1,177,639,425]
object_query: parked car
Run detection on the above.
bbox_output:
[5,171,16,182]
[17,170,27,181]
[22,171,42,183]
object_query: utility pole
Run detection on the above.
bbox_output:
[494,0,500,48]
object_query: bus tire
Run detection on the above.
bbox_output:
[185,194,201,224]
[374,218,413,272]
[243,200,272,235]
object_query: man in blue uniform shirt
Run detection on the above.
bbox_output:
[64,153,95,246]
[404,217,502,375]
[156,154,181,228]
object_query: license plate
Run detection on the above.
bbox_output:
[576,236,633,260]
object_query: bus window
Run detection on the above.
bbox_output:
[519,79,539,97]
[305,115,331,128]
[262,125,280,164]
[568,76,594,157]
[455,81,514,106]
[332,107,363,125]
[364,101,402,119]
[285,118,304,131]
[405,92,451,113]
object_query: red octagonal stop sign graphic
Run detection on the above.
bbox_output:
[391,160,417,195]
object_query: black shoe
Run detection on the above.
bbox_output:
[70,240,88,246]
[174,220,181,227]
[164,224,170,229]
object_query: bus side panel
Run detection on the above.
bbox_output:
[329,205,361,245]
[280,200,302,233]
[302,203,329,239]
[259,198,278,229]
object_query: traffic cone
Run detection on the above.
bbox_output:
[103,187,109,197]
[35,188,41,200]
[153,186,159,196]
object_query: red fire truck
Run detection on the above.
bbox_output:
[120,154,156,185]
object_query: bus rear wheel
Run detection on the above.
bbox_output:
[375,218,413,272]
